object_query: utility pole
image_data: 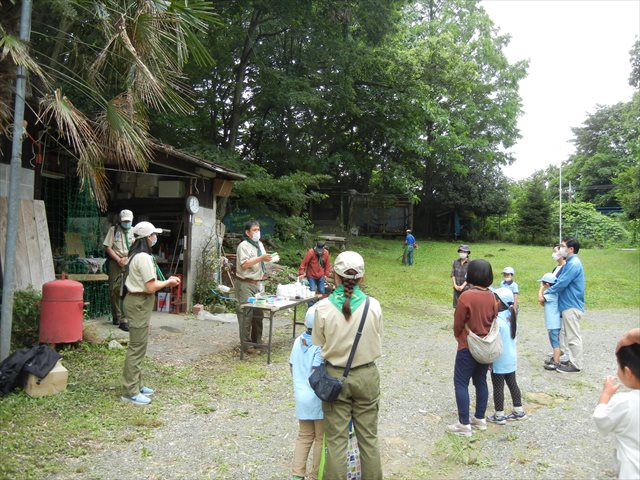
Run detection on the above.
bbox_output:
[559,161,562,245]
[1,0,33,361]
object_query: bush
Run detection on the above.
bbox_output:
[554,202,630,247]
[11,286,42,349]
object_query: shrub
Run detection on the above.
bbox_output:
[11,286,42,349]
[554,202,630,247]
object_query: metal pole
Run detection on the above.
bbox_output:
[559,162,562,245]
[1,0,33,361]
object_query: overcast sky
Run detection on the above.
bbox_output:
[481,0,640,180]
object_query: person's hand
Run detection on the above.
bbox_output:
[168,276,181,287]
[538,294,545,306]
[616,328,640,352]
[598,375,621,405]
[262,253,272,262]
[117,256,127,267]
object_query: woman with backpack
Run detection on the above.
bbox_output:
[120,221,181,406]
[448,259,498,437]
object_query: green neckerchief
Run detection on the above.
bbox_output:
[328,284,366,313]
[243,234,265,274]
[315,248,325,268]
[152,256,166,281]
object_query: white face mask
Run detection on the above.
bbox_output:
[251,232,261,242]
[559,246,569,258]
[459,252,468,259]
[149,237,157,247]
[552,252,561,261]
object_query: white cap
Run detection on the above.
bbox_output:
[119,209,133,221]
[493,287,514,306]
[537,273,557,284]
[334,251,365,279]
[132,221,162,238]
[503,266,515,275]
[305,304,317,329]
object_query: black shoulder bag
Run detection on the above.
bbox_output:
[309,297,370,402]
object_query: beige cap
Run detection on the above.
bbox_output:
[120,209,134,221]
[334,251,365,279]
[133,221,162,238]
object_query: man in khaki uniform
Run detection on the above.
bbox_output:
[103,209,134,331]
[235,220,271,353]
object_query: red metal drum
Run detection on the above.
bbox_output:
[39,276,84,344]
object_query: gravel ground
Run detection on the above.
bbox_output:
[54,305,639,480]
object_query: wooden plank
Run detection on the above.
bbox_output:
[34,200,55,283]
[56,274,108,282]
[21,200,43,290]
[14,200,32,290]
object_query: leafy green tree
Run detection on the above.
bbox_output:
[1,0,216,206]
[517,178,551,244]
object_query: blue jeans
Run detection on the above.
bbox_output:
[404,245,414,265]
[307,276,325,294]
[453,348,489,424]
[548,328,561,349]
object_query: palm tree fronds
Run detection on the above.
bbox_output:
[0,32,51,87]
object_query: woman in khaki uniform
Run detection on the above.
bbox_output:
[312,251,383,480]
[120,222,181,405]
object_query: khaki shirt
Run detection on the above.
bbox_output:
[236,240,266,281]
[312,296,383,368]
[103,226,134,258]
[125,253,156,293]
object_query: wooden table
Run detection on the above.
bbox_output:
[240,296,317,364]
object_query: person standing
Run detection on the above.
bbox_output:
[312,251,383,480]
[451,244,471,308]
[103,209,135,331]
[539,237,585,373]
[121,221,181,405]
[298,241,331,295]
[448,259,497,436]
[235,221,271,354]
[403,229,417,266]
[290,305,324,480]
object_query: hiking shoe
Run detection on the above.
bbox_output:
[121,393,151,405]
[470,416,487,431]
[446,422,473,437]
[118,323,130,332]
[556,361,580,373]
[506,411,527,421]
[544,362,560,371]
[487,414,507,425]
[546,352,569,363]
[559,354,569,364]
[140,386,155,396]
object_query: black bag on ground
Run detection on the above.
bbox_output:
[309,297,370,403]
[0,345,60,395]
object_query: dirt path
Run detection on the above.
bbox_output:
[58,306,638,479]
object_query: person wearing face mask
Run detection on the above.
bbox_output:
[121,221,181,405]
[538,237,585,373]
[500,267,519,312]
[235,221,272,354]
[103,209,135,331]
[451,245,471,308]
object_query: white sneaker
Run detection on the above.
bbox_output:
[470,416,487,430]
[446,422,473,437]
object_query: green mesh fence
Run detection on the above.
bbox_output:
[43,177,111,319]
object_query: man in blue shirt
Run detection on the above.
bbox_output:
[403,229,417,266]
[539,237,585,373]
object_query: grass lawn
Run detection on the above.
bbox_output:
[0,238,637,479]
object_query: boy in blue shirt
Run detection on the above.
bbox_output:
[538,273,562,370]
[500,267,519,312]
[290,305,324,480]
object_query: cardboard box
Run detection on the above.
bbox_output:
[24,360,68,397]
[158,180,185,198]
[157,292,171,312]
